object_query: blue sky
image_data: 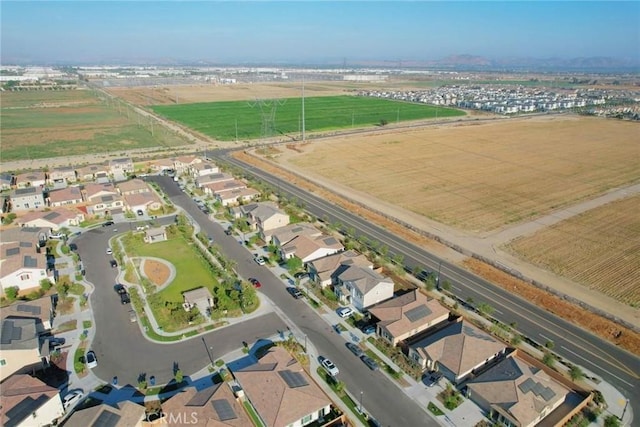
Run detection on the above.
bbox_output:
[2,1,638,64]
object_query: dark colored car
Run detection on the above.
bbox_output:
[287,287,303,299]
[360,355,379,371]
[114,284,126,294]
[110,259,118,268]
[361,324,376,335]
[346,342,364,357]
[294,271,309,280]
[136,209,144,216]
[102,221,114,227]
[120,292,131,304]
[249,278,262,288]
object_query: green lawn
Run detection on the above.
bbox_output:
[152,95,464,141]
[129,237,218,302]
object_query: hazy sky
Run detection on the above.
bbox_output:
[2,1,639,64]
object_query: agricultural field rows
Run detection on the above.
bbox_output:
[505,195,640,306]
[285,116,640,232]
[0,89,188,162]
[151,95,464,141]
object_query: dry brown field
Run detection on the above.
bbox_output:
[505,195,640,306]
[283,115,640,233]
[106,81,361,105]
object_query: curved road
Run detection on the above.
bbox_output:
[219,152,640,410]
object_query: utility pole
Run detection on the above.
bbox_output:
[301,75,305,143]
[359,391,364,413]
[436,261,442,289]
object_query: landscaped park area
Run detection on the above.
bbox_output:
[0,89,188,161]
[120,217,257,333]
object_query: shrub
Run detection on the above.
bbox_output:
[4,286,19,301]
[40,279,53,291]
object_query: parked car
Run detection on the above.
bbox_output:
[62,391,84,410]
[136,209,144,216]
[120,292,131,304]
[249,278,262,289]
[294,271,309,280]
[129,309,137,323]
[106,247,112,255]
[320,357,339,377]
[361,324,376,335]
[336,307,354,318]
[225,227,233,235]
[287,287,303,299]
[360,355,379,371]
[49,233,65,240]
[102,221,114,227]
[346,342,364,358]
[86,351,98,368]
[109,259,118,268]
[114,284,126,294]
[253,255,266,266]
[49,337,66,348]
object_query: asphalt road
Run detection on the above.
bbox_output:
[73,221,287,386]
[217,153,640,409]
[150,175,439,427]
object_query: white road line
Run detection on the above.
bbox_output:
[539,334,554,342]
[562,346,635,388]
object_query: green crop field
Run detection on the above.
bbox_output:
[152,95,465,141]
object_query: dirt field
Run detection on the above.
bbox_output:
[234,150,640,355]
[506,195,640,306]
[281,115,640,233]
[106,82,358,105]
[143,259,171,286]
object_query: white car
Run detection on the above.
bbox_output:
[321,357,339,377]
[106,248,112,255]
[86,351,98,369]
[336,307,354,318]
[253,255,266,266]
[62,391,84,410]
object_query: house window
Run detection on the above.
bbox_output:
[0,359,6,366]
[302,413,313,424]
[21,273,30,281]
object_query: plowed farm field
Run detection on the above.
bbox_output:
[506,195,640,306]
[285,116,640,233]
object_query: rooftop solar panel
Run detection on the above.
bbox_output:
[212,399,237,421]
[93,410,122,427]
[5,395,49,427]
[279,370,309,388]
[23,255,38,268]
[16,304,41,315]
[405,305,432,322]
[186,384,220,407]
[6,247,20,257]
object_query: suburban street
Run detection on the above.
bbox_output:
[217,152,640,410]
[149,175,440,427]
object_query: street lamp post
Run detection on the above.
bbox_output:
[202,337,214,366]
[436,261,442,290]
[359,391,364,413]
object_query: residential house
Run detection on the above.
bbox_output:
[174,155,202,174]
[9,187,45,211]
[280,234,344,264]
[15,171,46,189]
[17,208,85,230]
[335,264,394,312]
[308,250,372,288]
[408,319,507,382]
[83,182,118,202]
[466,353,571,427]
[48,166,76,185]
[145,227,167,243]
[0,240,50,293]
[270,223,321,247]
[146,157,175,173]
[0,295,56,332]
[0,173,13,190]
[232,346,332,427]
[196,172,234,189]
[47,186,83,207]
[216,187,260,207]
[202,179,246,196]
[0,374,64,427]
[117,178,150,195]
[182,287,214,315]
[368,289,450,346]
[0,318,47,381]
[64,401,146,427]
[85,193,124,216]
[244,202,289,241]
[76,164,109,182]
[109,157,134,176]
[160,381,251,427]
[190,161,220,178]
[124,192,162,214]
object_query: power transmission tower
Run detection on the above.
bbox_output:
[248,98,286,141]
